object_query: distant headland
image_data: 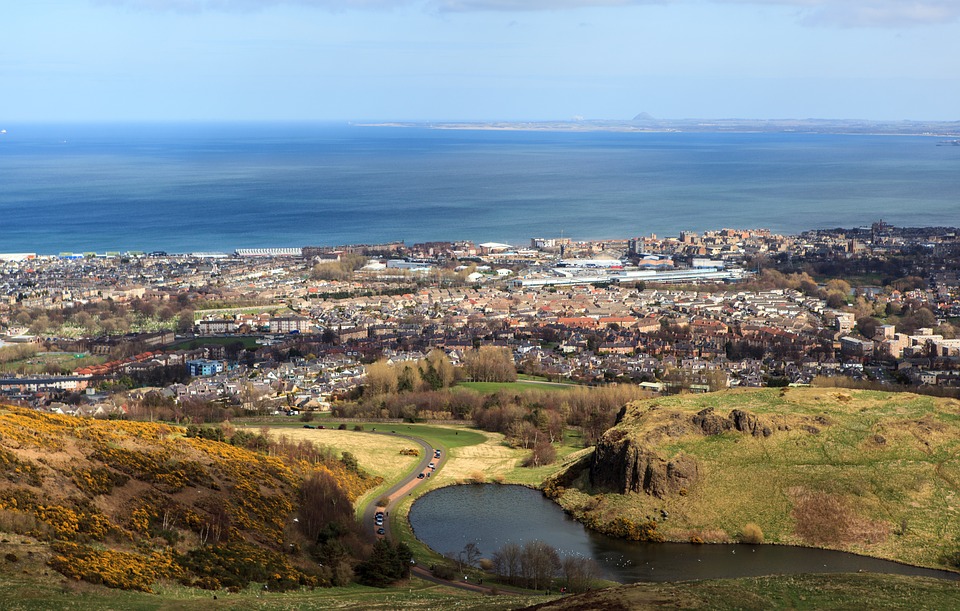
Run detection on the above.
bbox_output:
[359,116,960,137]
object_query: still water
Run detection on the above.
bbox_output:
[408,484,958,583]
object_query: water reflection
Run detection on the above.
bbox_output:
[408,484,958,583]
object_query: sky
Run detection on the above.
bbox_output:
[3,0,959,121]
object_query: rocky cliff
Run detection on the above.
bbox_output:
[589,404,773,496]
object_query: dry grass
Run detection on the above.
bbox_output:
[791,490,890,546]
[432,430,527,484]
[253,427,419,482]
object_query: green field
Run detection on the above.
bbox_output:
[0,351,106,374]
[169,337,262,351]
[458,381,576,393]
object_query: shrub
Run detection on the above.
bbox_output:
[353,424,364,432]
[940,550,960,569]
[521,440,556,468]
[740,523,764,544]
[431,563,456,580]
[299,412,315,423]
[4,552,17,563]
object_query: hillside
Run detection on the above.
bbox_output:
[521,573,960,611]
[0,406,377,593]
[546,387,960,570]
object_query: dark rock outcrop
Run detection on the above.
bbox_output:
[730,409,772,437]
[694,407,771,437]
[591,432,698,498]
[692,408,732,435]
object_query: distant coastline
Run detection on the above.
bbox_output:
[357,118,960,137]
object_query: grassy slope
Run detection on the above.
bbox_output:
[0,562,538,610]
[523,573,960,611]
[553,387,960,569]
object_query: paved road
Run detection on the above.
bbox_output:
[361,430,436,533]
[356,429,529,596]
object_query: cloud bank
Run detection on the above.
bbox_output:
[96,0,960,27]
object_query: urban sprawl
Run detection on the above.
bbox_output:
[3,221,960,416]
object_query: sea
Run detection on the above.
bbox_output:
[1,122,958,254]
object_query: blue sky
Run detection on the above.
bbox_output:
[3,0,959,121]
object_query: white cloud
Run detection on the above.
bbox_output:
[723,0,960,27]
[94,0,960,27]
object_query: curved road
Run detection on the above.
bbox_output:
[357,429,528,596]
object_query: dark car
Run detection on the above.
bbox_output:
[434,450,441,458]
[417,473,425,479]
[377,527,385,535]
[302,425,315,429]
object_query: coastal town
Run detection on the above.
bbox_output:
[2,221,960,416]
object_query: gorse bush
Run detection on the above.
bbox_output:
[0,405,379,592]
[740,523,764,544]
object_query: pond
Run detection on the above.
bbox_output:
[408,484,959,583]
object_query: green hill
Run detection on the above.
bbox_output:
[546,387,960,571]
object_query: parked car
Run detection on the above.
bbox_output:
[428,462,436,469]
[434,450,441,458]
[377,527,385,535]
[417,473,425,479]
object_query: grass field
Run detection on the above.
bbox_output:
[169,337,262,351]
[458,381,576,393]
[256,427,420,483]
[0,351,106,374]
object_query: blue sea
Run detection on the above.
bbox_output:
[1,123,958,254]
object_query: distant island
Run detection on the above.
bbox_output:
[359,116,960,137]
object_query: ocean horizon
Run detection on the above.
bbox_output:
[2,122,958,254]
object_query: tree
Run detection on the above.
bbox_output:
[856,316,882,340]
[455,542,482,572]
[523,439,557,468]
[397,362,423,392]
[364,360,398,396]
[491,542,522,585]
[463,346,516,382]
[420,349,456,389]
[561,556,600,593]
[355,539,413,587]
[298,470,354,545]
[520,540,560,590]
[176,309,195,334]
